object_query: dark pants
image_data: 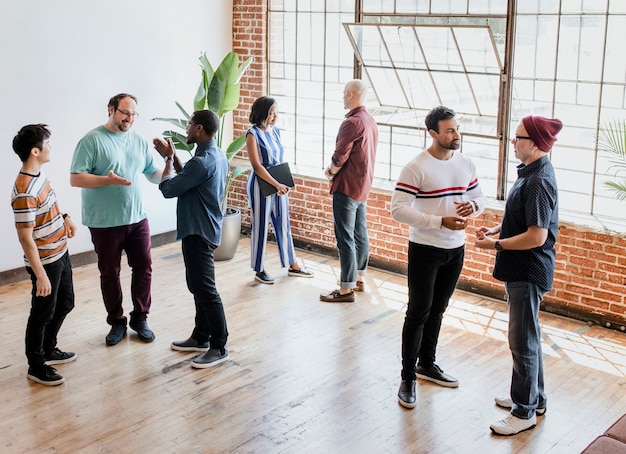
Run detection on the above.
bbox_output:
[401,242,464,380]
[182,235,228,350]
[25,252,75,368]
[89,218,152,326]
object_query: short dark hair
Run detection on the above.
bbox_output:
[12,124,51,162]
[425,106,456,133]
[108,93,138,110]
[249,96,276,126]
[191,110,219,137]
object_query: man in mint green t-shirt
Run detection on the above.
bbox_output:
[70,93,162,346]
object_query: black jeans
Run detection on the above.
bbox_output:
[182,235,228,349]
[401,242,464,380]
[25,252,75,367]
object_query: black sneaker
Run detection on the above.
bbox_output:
[191,348,229,368]
[129,320,156,343]
[44,348,77,365]
[416,364,459,388]
[106,324,127,346]
[288,267,314,278]
[255,270,274,284]
[398,379,416,409]
[27,365,65,386]
[171,337,209,352]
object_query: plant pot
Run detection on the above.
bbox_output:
[214,207,242,261]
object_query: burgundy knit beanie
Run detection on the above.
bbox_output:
[521,116,563,152]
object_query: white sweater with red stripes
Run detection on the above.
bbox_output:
[390,149,486,249]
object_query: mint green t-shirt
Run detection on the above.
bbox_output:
[70,125,160,228]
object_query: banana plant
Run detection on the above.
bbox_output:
[154,51,253,212]
[598,119,626,202]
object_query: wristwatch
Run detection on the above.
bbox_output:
[495,241,504,252]
[164,155,173,162]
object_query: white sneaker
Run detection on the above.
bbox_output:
[495,396,546,416]
[490,413,536,436]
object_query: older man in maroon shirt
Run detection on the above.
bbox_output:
[321,79,378,303]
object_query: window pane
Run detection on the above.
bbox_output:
[556,16,606,82]
[603,16,626,84]
[514,16,558,80]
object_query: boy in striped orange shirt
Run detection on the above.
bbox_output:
[11,124,77,386]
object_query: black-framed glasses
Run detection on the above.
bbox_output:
[515,135,532,141]
[116,108,139,118]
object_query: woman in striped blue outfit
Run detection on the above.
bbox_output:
[245,96,314,284]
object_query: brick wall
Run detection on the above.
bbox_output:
[231,0,626,331]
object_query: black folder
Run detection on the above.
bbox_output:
[257,162,295,197]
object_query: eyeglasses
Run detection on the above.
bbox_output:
[515,135,532,141]
[116,108,139,118]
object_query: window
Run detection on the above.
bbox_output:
[268,0,626,221]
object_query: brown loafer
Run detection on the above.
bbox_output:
[355,281,365,292]
[320,289,355,303]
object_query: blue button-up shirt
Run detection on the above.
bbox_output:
[159,140,228,247]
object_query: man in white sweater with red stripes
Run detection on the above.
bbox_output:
[391,106,486,409]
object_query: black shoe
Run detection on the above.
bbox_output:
[416,364,459,388]
[255,271,274,284]
[171,337,209,352]
[44,348,77,365]
[398,379,416,409]
[106,324,127,346]
[288,267,314,278]
[129,320,155,343]
[27,365,65,386]
[191,348,229,368]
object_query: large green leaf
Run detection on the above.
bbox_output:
[162,130,194,152]
[225,134,247,162]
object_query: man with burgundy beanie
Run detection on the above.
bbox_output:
[475,115,563,436]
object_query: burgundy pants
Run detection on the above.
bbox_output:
[89,218,152,326]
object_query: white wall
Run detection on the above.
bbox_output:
[0,0,233,272]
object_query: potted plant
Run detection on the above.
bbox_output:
[598,119,626,202]
[154,51,252,260]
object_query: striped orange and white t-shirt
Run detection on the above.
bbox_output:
[11,171,68,266]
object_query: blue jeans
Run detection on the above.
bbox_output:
[506,281,546,419]
[401,242,464,379]
[25,251,75,367]
[182,235,228,350]
[332,192,369,289]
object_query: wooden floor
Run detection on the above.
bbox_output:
[1,238,625,453]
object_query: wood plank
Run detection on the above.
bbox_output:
[0,238,625,453]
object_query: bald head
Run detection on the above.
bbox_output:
[343,79,368,110]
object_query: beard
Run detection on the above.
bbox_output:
[439,138,460,150]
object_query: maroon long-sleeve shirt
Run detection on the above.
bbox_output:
[330,106,378,202]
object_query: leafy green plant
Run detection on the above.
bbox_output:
[153,51,252,212]
[598,119,626,202]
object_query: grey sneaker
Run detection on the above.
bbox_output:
[495,396,546,416]
[490,413,536,436]
[44,348,77,365]
[255,271,274,284]
[129,320,155,343]
[171,337,209,352]
[191,348,229,368]
[416,364,459,388]
[105,324,127,346]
